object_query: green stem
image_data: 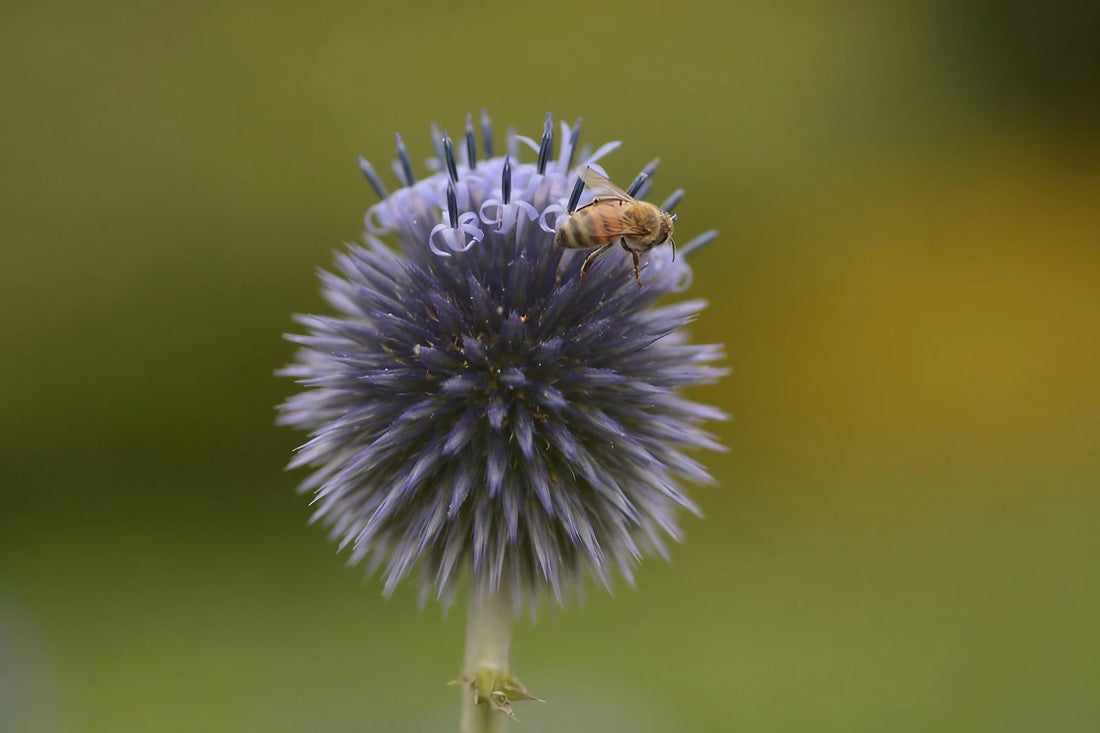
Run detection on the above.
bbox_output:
[459,590,513,733]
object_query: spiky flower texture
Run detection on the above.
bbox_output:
[279,112,726,727]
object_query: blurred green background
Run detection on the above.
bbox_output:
[2,1,1098,731]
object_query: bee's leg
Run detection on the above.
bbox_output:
[631,251,642,287]
[579,242,616,282]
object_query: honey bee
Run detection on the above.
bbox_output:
[554,166,675,286]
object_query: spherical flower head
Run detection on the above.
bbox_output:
[279,113,727,613]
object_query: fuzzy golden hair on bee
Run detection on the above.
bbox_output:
[554,166,677,286]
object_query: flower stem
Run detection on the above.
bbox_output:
[460,590,512,733]
[461,696,505,733]
[458,583,551,732]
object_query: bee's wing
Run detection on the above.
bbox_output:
[578,166,635,202]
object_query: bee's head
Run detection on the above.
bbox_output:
[659,211,676,244]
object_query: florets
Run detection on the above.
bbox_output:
[279,112,726,612]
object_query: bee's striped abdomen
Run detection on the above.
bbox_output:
[555,203,628,250]
[555,213,587,249]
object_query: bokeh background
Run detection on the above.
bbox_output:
[2,1,1098,731]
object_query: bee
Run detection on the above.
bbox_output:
[554,166,675,286]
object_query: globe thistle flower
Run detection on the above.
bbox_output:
[278,112,726,727]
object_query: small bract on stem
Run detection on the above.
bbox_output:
[279,111,726,729]
[455,589,541,732]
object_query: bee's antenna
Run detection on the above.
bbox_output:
[670,216,678,259]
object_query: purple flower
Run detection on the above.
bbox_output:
[278,112,726,613]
